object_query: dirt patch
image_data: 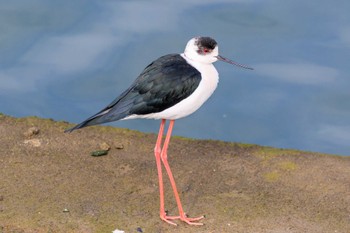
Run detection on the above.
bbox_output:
[0,114,349,233]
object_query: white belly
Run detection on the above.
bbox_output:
[125,54,219,120]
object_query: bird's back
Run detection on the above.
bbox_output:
[65,54,201,132]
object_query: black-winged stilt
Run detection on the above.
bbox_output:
[65,36,253,226]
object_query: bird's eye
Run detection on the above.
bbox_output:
[197,47,211,55]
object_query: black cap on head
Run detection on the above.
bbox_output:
[196,37,217,50]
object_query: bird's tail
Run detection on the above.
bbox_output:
[64,121,90,133]
[65,89,133,133]
[64,109,112,133]
[64,105,130,133]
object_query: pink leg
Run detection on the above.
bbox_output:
[154,119,174,224]
[159,120,204,225]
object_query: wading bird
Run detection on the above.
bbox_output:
[65,36,253,225]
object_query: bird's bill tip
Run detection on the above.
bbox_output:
[216,55,253,70]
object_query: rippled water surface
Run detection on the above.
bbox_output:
[1,1,350,155]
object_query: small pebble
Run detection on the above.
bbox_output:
[112,229,125,233]
[99,142,111,151]
[23,127,40,137]
[114,143,124,150]
[136,227,143,232]
[63,208,69,213]
[23,139,41,147]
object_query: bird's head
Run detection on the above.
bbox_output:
[184,36,253,70]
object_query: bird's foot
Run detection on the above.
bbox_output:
[160,212,204,226]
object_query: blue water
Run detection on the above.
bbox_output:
[1,1,350,156]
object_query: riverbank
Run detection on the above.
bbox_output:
[1,114,349,233]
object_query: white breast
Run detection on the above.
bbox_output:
[125,53,219,120]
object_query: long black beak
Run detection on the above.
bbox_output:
[216,55,253,70]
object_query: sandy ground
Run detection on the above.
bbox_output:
[0,113,349,233]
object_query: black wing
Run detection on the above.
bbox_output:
[65,54,201,132]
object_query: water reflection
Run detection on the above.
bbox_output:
[1,0,350,155]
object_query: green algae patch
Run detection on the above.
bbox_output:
[254,147,301,159]
[264,171,280,182]
[172,135,196,141]
[279,161,297,171]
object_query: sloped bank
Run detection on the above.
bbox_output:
[0,114,349,233]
